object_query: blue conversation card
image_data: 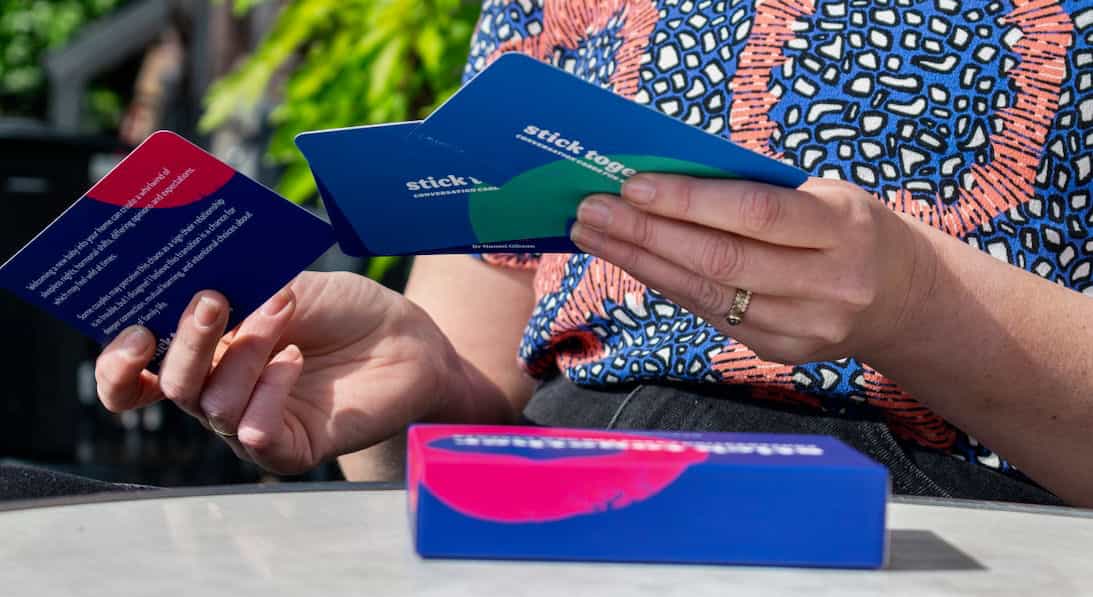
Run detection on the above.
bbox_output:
[297,123,574,256]
[296,54,807,256]
[405,52,809,249]
[0,131,335,368]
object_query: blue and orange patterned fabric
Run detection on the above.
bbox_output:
[464,0,1093,475]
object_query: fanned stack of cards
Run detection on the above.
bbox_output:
[297,53,806,255]
[1,53,805,366]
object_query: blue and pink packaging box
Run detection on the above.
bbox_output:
[407,424,889,569]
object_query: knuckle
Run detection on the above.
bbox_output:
[201,402,234,429]
[221,335,275,381]
[239,351,268,383]
[697,236,744,281]
[200,400,224,420]
[200,380,245,418]
[674,178,696,216]
[811,318,853,348]
[843,195,876,232]
[630,212,656,247]
[94,366,128,409]
[157,376,194,403]
[97,387,129,413]
[842,281,877,311]
[616,240,644,271]
[173,328,209,359]
[689,275,730,315]
[92,358,114,392]
[833,267,878,311]
[241,430,275,453]
[740,188,782,235]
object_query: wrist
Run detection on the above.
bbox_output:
[444,357,520,424]
[422,354,517,426]
[859,213,947,365]
[396,300,516,426]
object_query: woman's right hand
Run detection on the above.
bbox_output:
[93,271,490,475]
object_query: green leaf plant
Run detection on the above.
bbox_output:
[0,0,128,123]
[201,0,480,282]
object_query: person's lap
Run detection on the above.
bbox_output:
[523,375,1064,506]
[0,462,152,501]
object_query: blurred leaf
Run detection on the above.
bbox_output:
[203,0,481,280]
[201,0,339,131]
[230,0,268,16]
[85,85,123,129]
[415,25,445,77]
[0,0,126,120]
[277,160,322,203]
[366,256,402,282]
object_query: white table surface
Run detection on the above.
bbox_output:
[1,486,1091,596]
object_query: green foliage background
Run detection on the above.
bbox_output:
[202,0,480,279]
[0,0,127,126]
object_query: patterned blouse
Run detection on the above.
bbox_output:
[463,0,1093,476]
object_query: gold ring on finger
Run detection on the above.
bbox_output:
[725,288,753,327]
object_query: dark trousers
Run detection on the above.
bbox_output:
[523,375,1063,506]
[0,462,150,501]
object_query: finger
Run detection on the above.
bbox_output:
[572,203,829,299]
[566,233,846,364]
[571,225,842,331]
[619,174,850,249]
[95,326,162,413]
[238,345,306,475]
[158,291,230,418]
[571,220,736,317]
[705,292,855,356]
[210,324,240,369]
[199,287,296,438]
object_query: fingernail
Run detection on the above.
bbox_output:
[194,296,222,329]
[120,326,152,357]
[622,178,656,204]
[570,222,602,252]
[262,288,293,317]
[577,197,612,229]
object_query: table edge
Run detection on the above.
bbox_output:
[891,495,1093,519]
[0,481,405,513]
[1,483,1091,520]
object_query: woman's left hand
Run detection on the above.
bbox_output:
[570,174,938,365]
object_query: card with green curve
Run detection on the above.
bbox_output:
[468,154,732,245]
[409,53,807,252]
[298,54,807,256]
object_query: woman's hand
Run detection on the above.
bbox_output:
[569,175,937,365]
[93,271,484,475]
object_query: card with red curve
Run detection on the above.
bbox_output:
[0,131,335,368]
[408,424,889,568]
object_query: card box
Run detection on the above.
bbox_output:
[408,424,888,569]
